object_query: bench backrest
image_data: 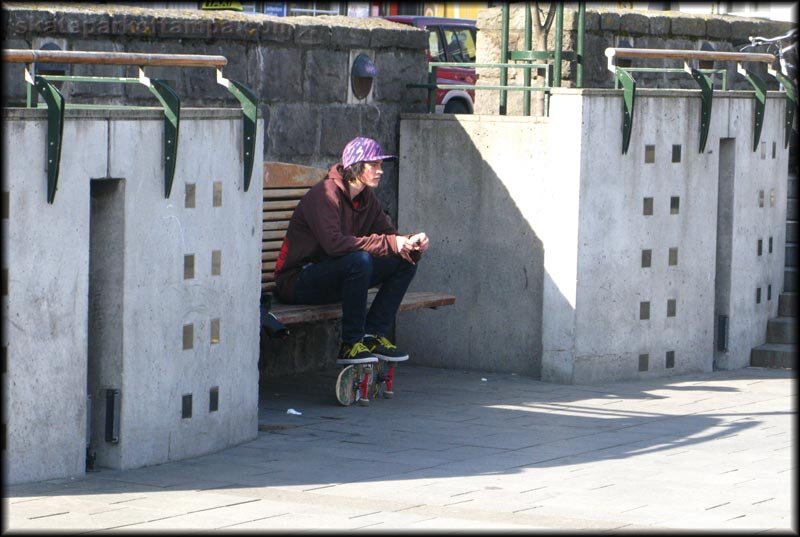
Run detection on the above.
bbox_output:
[262,162,327,293]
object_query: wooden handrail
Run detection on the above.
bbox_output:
[605,47,775,64]
[2,49,227,68]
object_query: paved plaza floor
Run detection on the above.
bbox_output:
[3,364,797,533]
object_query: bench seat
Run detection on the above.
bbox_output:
[270,290,456,325]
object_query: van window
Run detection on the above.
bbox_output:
[441,26,476,63]
[428,29,445,62]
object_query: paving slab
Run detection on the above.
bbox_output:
[2,364,796,533]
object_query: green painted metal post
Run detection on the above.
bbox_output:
[739,67,767,152]
[32,76,65,204]
[224,79,258,192]
[616,68,636,154]
[576,2,585,88]
[689,68,714,153]
[773,71,797,148]
[500,2,509,115]
[523,2,532,116]
[553,3,563,88]
[146,79,181,199]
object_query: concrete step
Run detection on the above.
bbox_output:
[788,221,798,244]
[786,267,798,292]
[766,316,798,344]
[787,243,798,267]
[779,292,798,317]
[789,198,798,221]
[751,343,797,369]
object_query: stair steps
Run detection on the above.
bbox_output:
[750,173,798,369]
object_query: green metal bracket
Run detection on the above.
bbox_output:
[146,78,181,199]
[223,79,258,192]
[688,67,714,153]
[32,75,65,204]
[772,71,796,148]
[738,65,767,152]
[616,67,636,155]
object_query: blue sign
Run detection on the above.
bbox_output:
[264,2,286,16]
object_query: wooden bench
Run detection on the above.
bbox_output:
[262,161,456,326]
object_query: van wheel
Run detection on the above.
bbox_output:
[443,100,471,114]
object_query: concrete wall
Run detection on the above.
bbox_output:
[2,108,263,484]
[474,5,795,115]
[397,89,788,382]
[2,115,99,484]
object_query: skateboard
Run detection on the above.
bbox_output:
[335,358,377,406]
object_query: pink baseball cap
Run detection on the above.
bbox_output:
[341,137,397,168]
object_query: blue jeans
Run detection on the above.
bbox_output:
[292,252,417,345]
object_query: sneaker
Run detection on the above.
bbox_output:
[336,341,378,365]
[364,335,409,362]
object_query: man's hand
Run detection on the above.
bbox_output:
[396,232,429,264]
[408,232,429,253]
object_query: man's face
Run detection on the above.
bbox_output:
[360,160,383,188]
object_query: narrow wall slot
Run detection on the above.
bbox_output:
[105,389,120,443]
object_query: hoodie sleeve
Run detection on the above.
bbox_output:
[303,183,400,258]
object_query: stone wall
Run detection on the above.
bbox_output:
[475,4,795,115]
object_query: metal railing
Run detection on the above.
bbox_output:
[2,49,257,203]
[411,61,553,114]
[410,2,586,117]
[605,47,784,154]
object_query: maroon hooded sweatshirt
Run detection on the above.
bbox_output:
[273,164,401,303]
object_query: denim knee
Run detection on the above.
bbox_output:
[344,251,373,276]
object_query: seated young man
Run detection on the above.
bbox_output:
[273,137,429,364]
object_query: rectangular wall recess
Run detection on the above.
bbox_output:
[672,144,681,163]
[183,324,194,350]
[643,197,653,216]
[209,387,219,412]
[182,394,193,419]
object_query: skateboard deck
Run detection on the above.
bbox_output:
[335,364,373,406]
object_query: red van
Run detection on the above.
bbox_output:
[384,15,478,114]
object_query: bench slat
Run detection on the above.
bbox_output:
[262,240,284,251]
[269,291,456,325]
[264,210,295,221]
[264,161,327,188]
[263,220,290,231]
[263,187,311,200]
[263,229,288,241]
[263,199,300,211]
[262,251,280,263]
